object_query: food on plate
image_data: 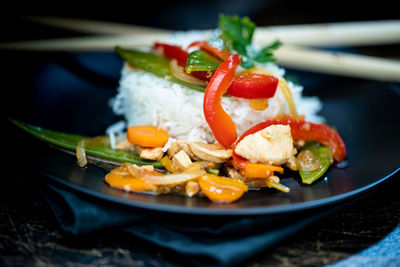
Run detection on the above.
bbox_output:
[108,15,346,202]
[11,15,346,203]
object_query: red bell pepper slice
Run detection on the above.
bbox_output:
[154,43,189,67]
[154,42,213,81]
[232,117,346,168]
[188,41,231,61]
[204,54,241,148]
[228,73,279,99]
[155,42,278,99]
[154,42,188,67]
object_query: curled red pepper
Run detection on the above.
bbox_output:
[204,54,241,148]
[233,117,346,168]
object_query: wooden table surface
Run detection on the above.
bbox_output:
[1,169,398,266]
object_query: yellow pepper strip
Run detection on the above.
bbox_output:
[160,155,176,173]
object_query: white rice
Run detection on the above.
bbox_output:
[110,32,323,143]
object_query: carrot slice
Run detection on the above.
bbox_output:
[127,126,169,148]
[198,174,248,203]
[239,163,284,179]
[104,165,152,192]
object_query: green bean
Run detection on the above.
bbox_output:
[10,118,163,168]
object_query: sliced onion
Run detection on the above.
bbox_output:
[144,169,206,185]
[76,140,87,167]
[170,60,208,87]
[296,150,322,171]
[126,161,209,185]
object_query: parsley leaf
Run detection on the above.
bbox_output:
[218,15,282,68]
[218,15,255,55]
[253,40,283,62]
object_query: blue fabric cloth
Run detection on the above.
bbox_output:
[40,183,339,266]
[330,224,400,267]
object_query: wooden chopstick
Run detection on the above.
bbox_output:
[275,45,400,82]
[3,17,400,82]
[22,16,171,35]
[255,20,400,46]
[21,16,400,47]
[0,34,173,50]
[2,36,398,82]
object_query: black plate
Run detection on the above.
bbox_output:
[4,52,400,215]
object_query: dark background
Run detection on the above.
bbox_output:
[2,0,400,40]
[1,1,400,266]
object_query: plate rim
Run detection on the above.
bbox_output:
[37,164,400,216]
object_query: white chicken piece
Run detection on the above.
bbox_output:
[235,125,294,165]
[172,150,192,170]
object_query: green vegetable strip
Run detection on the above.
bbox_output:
[206,168,220,175]
[10,119,163,168]
[115,46,170,77]
[115,46,207,93]
[298,142,334,184]
[186,50,221,73]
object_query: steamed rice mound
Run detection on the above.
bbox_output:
[111,33,323,143]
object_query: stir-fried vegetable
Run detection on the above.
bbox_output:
[198,174,248,203]
[127,125,169,148]
[239,163,284,178]
[154,42,189,67]
[10,119,163,167]
[297,142,334,184]
[185,50,222,73]
[238,67,299,117]
[170,59,208,87]
[105,164,155,192]
[116,46,170,77]
[227,73,278,99]
[188,41,230,61]
[203,54,241,148]
[116,46,207,93]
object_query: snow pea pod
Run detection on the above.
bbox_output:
[185,50,221,73]
[10,119,163,168]
[298,142,334,184]
[115,46,207,93]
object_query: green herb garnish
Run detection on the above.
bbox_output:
[218,14,282,68]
